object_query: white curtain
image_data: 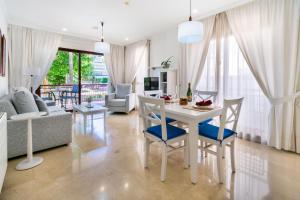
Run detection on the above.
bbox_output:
[198,36,271,143]
[124,40,149,84]
[8,24,61,91]
[226,0,300,151]
[104,44,125,87]
[197,14,271,144]
[179,16,215,97]
[134,42,149,96]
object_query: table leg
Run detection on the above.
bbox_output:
[16,119,43,170]
[104,111,107,144]
[84,115,87,134]
[104,111,107,134]
[73,110,76,122]
[189,121,198,184]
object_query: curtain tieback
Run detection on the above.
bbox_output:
[269,91,300,105]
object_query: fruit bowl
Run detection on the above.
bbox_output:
[195,100,212,107]
[160,95,172,103]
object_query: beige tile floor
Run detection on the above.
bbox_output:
[1,111,300,200]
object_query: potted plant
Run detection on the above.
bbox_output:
[161,56,173,69]
[86,96,93,108]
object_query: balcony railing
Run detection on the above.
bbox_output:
[39,83,109,110]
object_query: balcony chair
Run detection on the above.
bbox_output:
[198,97,243,183]
[60,85,79,108]
[105,84,135,113]
[138,95,189,181]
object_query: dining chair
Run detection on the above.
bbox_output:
[144,90,163,98]
[198,97,243,183]
[144,91,176,124]
[138,95,189,181]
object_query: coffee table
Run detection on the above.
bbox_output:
[11,112,47,170]
[73,104,108,133]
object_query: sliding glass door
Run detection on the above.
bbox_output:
[39,48,109,110]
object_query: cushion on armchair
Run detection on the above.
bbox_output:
[116,84,132,99]
[108,99,126,107]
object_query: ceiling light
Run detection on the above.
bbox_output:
[62,28,68,32]
[178,0,203,44]
[95,21,110,54]
[192,9,198,13]
[125,37,129,41]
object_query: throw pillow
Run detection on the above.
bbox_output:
[0,100,18,119]
[12,88,39,114]
[33,94,49,115]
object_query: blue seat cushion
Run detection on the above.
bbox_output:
[146,124,186,140]
[155,114,176,124]
[198,118,213,125]
[198,124,236,141]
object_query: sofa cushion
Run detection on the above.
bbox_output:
[33,94,49,115]
[12,87,39,114]
[0,99,17,119]
[116,84,132,99]
[108,99,126,107]
[48,106,66,116]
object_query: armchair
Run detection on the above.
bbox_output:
[105,84,135,113]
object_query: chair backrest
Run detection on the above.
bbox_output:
[116,84,132,99]
[138,95,167,141]
[193,90,218,102]
[217,97,243,140]
[72,85,79,93]
[144,90,163,98]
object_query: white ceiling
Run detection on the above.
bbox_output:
[4,0,252,45]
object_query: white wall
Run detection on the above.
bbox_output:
[149,27,179,70]
[60,35,96,52]
[0,0,8,96]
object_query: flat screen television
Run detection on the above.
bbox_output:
[144,77,159,91]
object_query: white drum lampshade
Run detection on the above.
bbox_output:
[95,41,110,54]
[178,20,203,44]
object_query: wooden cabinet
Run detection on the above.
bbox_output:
[0,113,7,192]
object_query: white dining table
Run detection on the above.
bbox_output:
[163,103,223,184]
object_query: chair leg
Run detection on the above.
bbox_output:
[184,138,189,169]
[204,142,208,157]
[222,146,226,159]
[144,137,150,168]
[160,143,168,182]
[230,140,236,173]
[200,140,204,158]
[217,145,223,184]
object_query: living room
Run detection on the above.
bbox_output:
[0,0,300,199]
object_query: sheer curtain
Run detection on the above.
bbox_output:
[226,0,300,151]
[124,40,149,84]
[8,24,61,91]
[179,16,216,97]
[197,36,270,144]
[104,44,125,87]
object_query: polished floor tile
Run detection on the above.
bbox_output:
[1,111,300,200]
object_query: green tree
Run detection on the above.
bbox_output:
[46,51,94,85]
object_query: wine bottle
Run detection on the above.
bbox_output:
[187,82,192,102]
